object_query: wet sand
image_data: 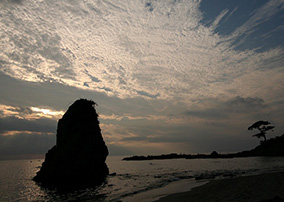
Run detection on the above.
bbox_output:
[122,179,208,202]
[156,172,284,202]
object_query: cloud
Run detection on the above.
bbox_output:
[0,0,284,157]
[226,96,265,112]
[0,132,55,160]
[30,107,64,119]
[184,96,267,119]
[211,9,229,30]
[0,104,64,120]
[0,116,57,134]
[184,109,227,120]
[226,0,284,49]
[136,90,160,99]
[3,0,23,4]
[1,0,282,104]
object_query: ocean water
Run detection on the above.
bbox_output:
[1,156,284,201]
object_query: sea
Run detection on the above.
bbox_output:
[1,156,284,202]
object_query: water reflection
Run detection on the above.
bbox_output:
[1,157,284,201]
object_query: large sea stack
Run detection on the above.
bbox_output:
[33,99,109,185]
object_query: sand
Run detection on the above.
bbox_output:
[122,179,208,202]
[156,172,284,202]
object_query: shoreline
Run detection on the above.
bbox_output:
[156,172,284,202]
[122,178,208,202]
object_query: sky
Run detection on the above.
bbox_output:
[1,0,284,159]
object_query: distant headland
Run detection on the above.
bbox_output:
[123,134,284,161]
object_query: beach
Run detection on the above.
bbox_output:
[157,172,284,202]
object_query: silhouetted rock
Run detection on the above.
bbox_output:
[33,99,109,185]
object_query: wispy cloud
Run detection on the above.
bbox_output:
[226,0,284,48]
[210,9,229,30]
[1,0,283,106]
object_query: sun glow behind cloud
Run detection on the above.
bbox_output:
[0,104,64,120]
[30,107,64,119]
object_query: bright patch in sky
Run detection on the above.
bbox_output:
[30,107,64,119]
[0,104,64,120]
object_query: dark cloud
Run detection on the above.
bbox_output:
[98,87,113,92]
[145,2,154,12]
[14,106,33,114]
[226,96,265,112]
[83,82,89,87]
[136,90,160,99]
[84,69,102,83]
[120,124,259,154]
[184,96,266,120]
[0,117,57,134]
[184,109,227,119]
[89,75,101,83]
[0,133,55,160]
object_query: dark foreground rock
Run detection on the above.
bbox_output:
[33,99,109,185]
